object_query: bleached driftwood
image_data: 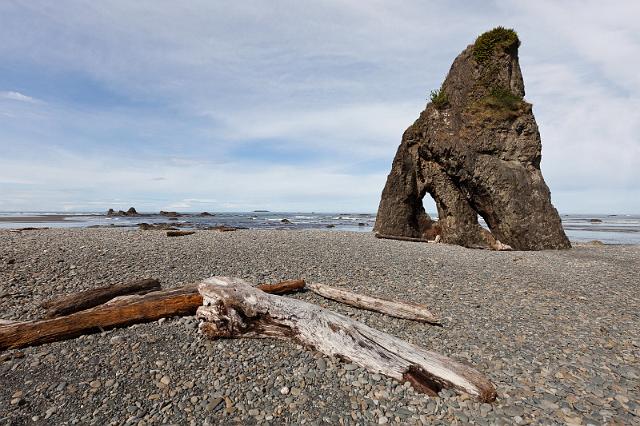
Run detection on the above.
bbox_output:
[0,319,18,326]
[0,279,304,351]
[308,283,439,324]
[41,278,161,318]
[197,277,496,402]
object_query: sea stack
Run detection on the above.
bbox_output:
[374,27,570,250]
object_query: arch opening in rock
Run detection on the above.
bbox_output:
[421,193,437,221]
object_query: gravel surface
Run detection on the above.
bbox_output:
[1,228,639,425]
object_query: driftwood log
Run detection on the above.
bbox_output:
[308,283,439,324]
[9,227,50,232]
[256,279,305,294]
[0,285,200,351]
[207,226,242,232]
[375,233,434,243]
[167,230,195,237]
[0,279,305,351]
[197,277,496,402]
[41,278,161,318]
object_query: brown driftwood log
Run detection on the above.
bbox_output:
[0,279,304,351]
[197,277,496,402]
[308,282,439,324]
[375,233,433,243]
[167,230,195,237]
[0,285,200,351]
[376,232,512,251]
[138,223,177,231]
[256,279,305,294]
[207,225,242,232]
[41,278,161,318]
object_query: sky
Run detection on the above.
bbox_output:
[0,1,638,214]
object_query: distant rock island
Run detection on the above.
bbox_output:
[375,27,570,250]
[107,207,139,217]
[159,211,181,218]
[105,209,216,218]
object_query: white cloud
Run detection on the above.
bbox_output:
[514,0,640,92]
[524,61,640,192]
[163,201,192,210]
[184,198,218,204]
[211,102,420,159]
[0,91,39,103]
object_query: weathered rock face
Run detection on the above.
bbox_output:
[375,28,570,251]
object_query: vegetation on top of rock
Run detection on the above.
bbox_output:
[429,88,449,110]
[473,27,520,63]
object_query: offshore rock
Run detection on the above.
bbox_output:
[107,207,139,217]
[374,27,570,251]
[160,211,181,218]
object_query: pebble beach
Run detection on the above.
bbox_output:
[1,228,638,425]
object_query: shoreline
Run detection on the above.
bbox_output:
[1,229,639,424]
[1,212,639,245]
[0,215,82,223]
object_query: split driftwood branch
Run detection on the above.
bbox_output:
[0,279,305,351]
[307,282,439,324]
[41,278,161,318]
[196,277,496,402]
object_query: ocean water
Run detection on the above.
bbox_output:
[558,214,640,244]
[1,212,639,245]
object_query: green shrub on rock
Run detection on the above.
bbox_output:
[473,27,520,63]
[470,86,524,121]
[429,88,449,110]
[486,86,523,110]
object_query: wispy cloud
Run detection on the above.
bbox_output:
[0,91,40,103]
[212,102,419,160]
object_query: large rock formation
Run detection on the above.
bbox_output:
[374,28,570,251]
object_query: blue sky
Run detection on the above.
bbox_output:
[0,1,638,213]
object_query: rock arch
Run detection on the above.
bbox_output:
[374,28,570,251]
